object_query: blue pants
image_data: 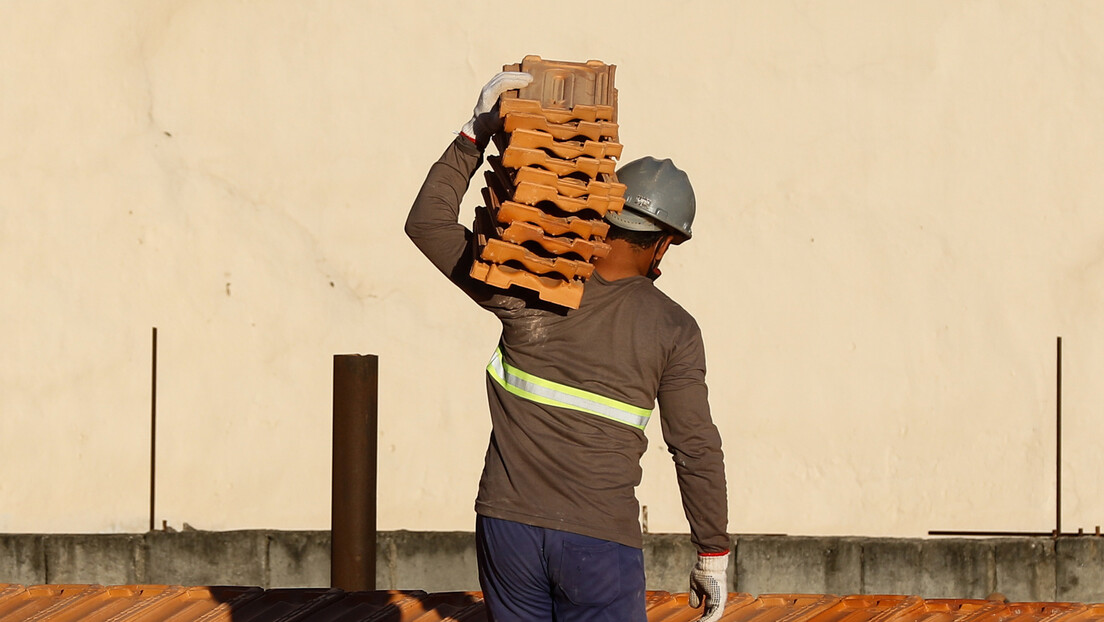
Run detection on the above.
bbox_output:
[475,515,647,622]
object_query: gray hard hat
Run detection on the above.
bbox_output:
[605,156,696,242]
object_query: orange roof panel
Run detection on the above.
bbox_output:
[0,587,1102,622]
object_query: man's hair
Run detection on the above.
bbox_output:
[606,224,667,250]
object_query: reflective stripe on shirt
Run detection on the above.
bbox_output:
[486,347,652,430]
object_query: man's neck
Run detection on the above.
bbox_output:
[593,239,656,281]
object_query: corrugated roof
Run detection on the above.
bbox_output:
[1,585,1101,622]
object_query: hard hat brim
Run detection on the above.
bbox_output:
[605,208,663,232]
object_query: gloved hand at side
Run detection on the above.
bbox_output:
[689,551,729,622]
[459,71,533,149]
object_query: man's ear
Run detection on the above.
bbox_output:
[653,235,675,262]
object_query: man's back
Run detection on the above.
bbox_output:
[406,135,727,552]
[476,270,714,549]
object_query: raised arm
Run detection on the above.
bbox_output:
[405,136,483,279]
[405,72,533,283]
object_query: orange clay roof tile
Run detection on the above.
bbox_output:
[512,180,625,217]
[500,145,616,179]
[507,55,616,113]
[494,201,610,239]
[500,221,611,262]
[479,238,595,281]
[498,97,616,125]
[503,112,618,142]
[2,587,1104,622]
[804,595,926,622]
[470,261,585,308]
[21,585,188,622]
[507,128,624,161]
[488,156,625,200]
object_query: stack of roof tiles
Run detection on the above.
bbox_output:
[470,55,627,309]
[3,585,1103,622]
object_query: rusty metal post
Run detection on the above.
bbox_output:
[331,354,378,590]
[150,327,158,532]
[1056,336,1062,537]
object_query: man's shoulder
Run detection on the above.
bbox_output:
[601,277,699,328]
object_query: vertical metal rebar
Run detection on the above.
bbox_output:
[150,327,156,534]
[1056,336,1062,537]
[331,354,379,590]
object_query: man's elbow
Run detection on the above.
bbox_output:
[404,210,428,245]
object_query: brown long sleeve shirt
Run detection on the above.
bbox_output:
[405,136,729,552]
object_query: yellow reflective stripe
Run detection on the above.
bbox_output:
[487,347,652,430]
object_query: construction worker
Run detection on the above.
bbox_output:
[406,72,730,622]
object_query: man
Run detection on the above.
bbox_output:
[406,72,730,622]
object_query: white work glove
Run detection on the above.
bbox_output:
[689,552,729,622]
[459,71,533,149]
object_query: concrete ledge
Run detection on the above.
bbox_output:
[145,529,268,586]
[1057,538,1104,603]
[1,531,1102,603]
[993,538,1055,602]
[269,531,330,589]
[0,535,44,585]
[862,538,998,599]
[916,538,994,599]
[378,531,479,592]
[44,534,143,585]
[642,533,702,593]
[862,538,923,596]
[736,536,862,596]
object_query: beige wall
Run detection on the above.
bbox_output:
[3,1,1103,537]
